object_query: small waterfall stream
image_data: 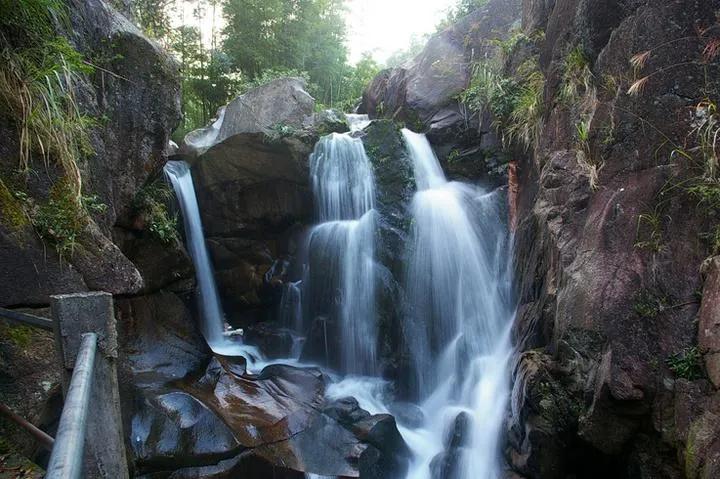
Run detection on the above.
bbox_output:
[164,160,263,364]
[400,129,514,479]
[305,132,379,374]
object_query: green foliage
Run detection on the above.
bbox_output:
[133,181,178,244]
[0,0,95,200]
[666,347,704,380]
[448,149,462,163]
[633,289,668,318]
[505,64,545,150]
[491,30,539,60]
[0,178,29,231]
[222,0,348,106]
[560,46,593,105]
[133,0,174,38]
[460,59,545,150]
[33,179,88,257]
[635,210,665,252]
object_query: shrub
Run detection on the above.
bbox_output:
[33,179,88,257]
[132,181,178,244]
[666,347,704,380]
[0,0,95,200]
[560,46,593,105]
[460,59,545,151]
[0,178,30,231]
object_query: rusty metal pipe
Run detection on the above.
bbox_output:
[0,402,54,450]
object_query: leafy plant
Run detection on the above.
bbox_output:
[504,63,545,150]
[560,46,594,105]
[0,178,30,231]
[460,59,545,151]
[635,210,666,253]
[633,289,668,318]
[132,181,178,244]
[0,0,95,200]
[574,117,602,189]
[33,179,89,257]
[666,347,704,380]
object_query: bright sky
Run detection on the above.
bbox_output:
[345,0,457,64]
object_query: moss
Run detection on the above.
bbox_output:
[0,322,33,348]
[33,178,88,257]
[0,178,29,231]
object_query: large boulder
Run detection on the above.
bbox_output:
[180,79,320,323]
[0,0,181,306]
[217,78,314,142]
[190,133,313,321]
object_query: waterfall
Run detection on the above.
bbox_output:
[346,113,371,131]
[183,106,225,155]
[304,133,379,374]
[164,160,263,365]
[400,129,514,479]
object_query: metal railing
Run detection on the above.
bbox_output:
[0,307,53,331]
[45,333,97,479]
[0,293,128,479]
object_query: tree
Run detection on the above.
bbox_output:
[222,0,349,106]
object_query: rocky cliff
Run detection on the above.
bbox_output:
[0,0,188,464]
[364,0,720,477]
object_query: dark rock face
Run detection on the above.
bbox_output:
[504,0,720,477]
[0,0,181,307]
[359,0,522,186]
[190,132,313,322]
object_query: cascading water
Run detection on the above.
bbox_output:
[400,129,514,479]
[303,132,379,374]
[164,160,263,365]
[169,118,514,478]
[183,106,225,155]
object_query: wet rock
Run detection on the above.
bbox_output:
[131,392,242,472]
[324,396,372,425]
[314,109,350,134]
[242,321,296,359]
[698,256,720,387]
[388,401,425,429]
[116,291,209,386]
[446,411,472,449]
[191,132,313,320]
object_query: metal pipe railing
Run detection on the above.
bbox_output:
[0,403,54,450]
[45,333,97,479]
[0,307,54,331]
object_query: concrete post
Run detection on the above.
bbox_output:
[51,292,129,479]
